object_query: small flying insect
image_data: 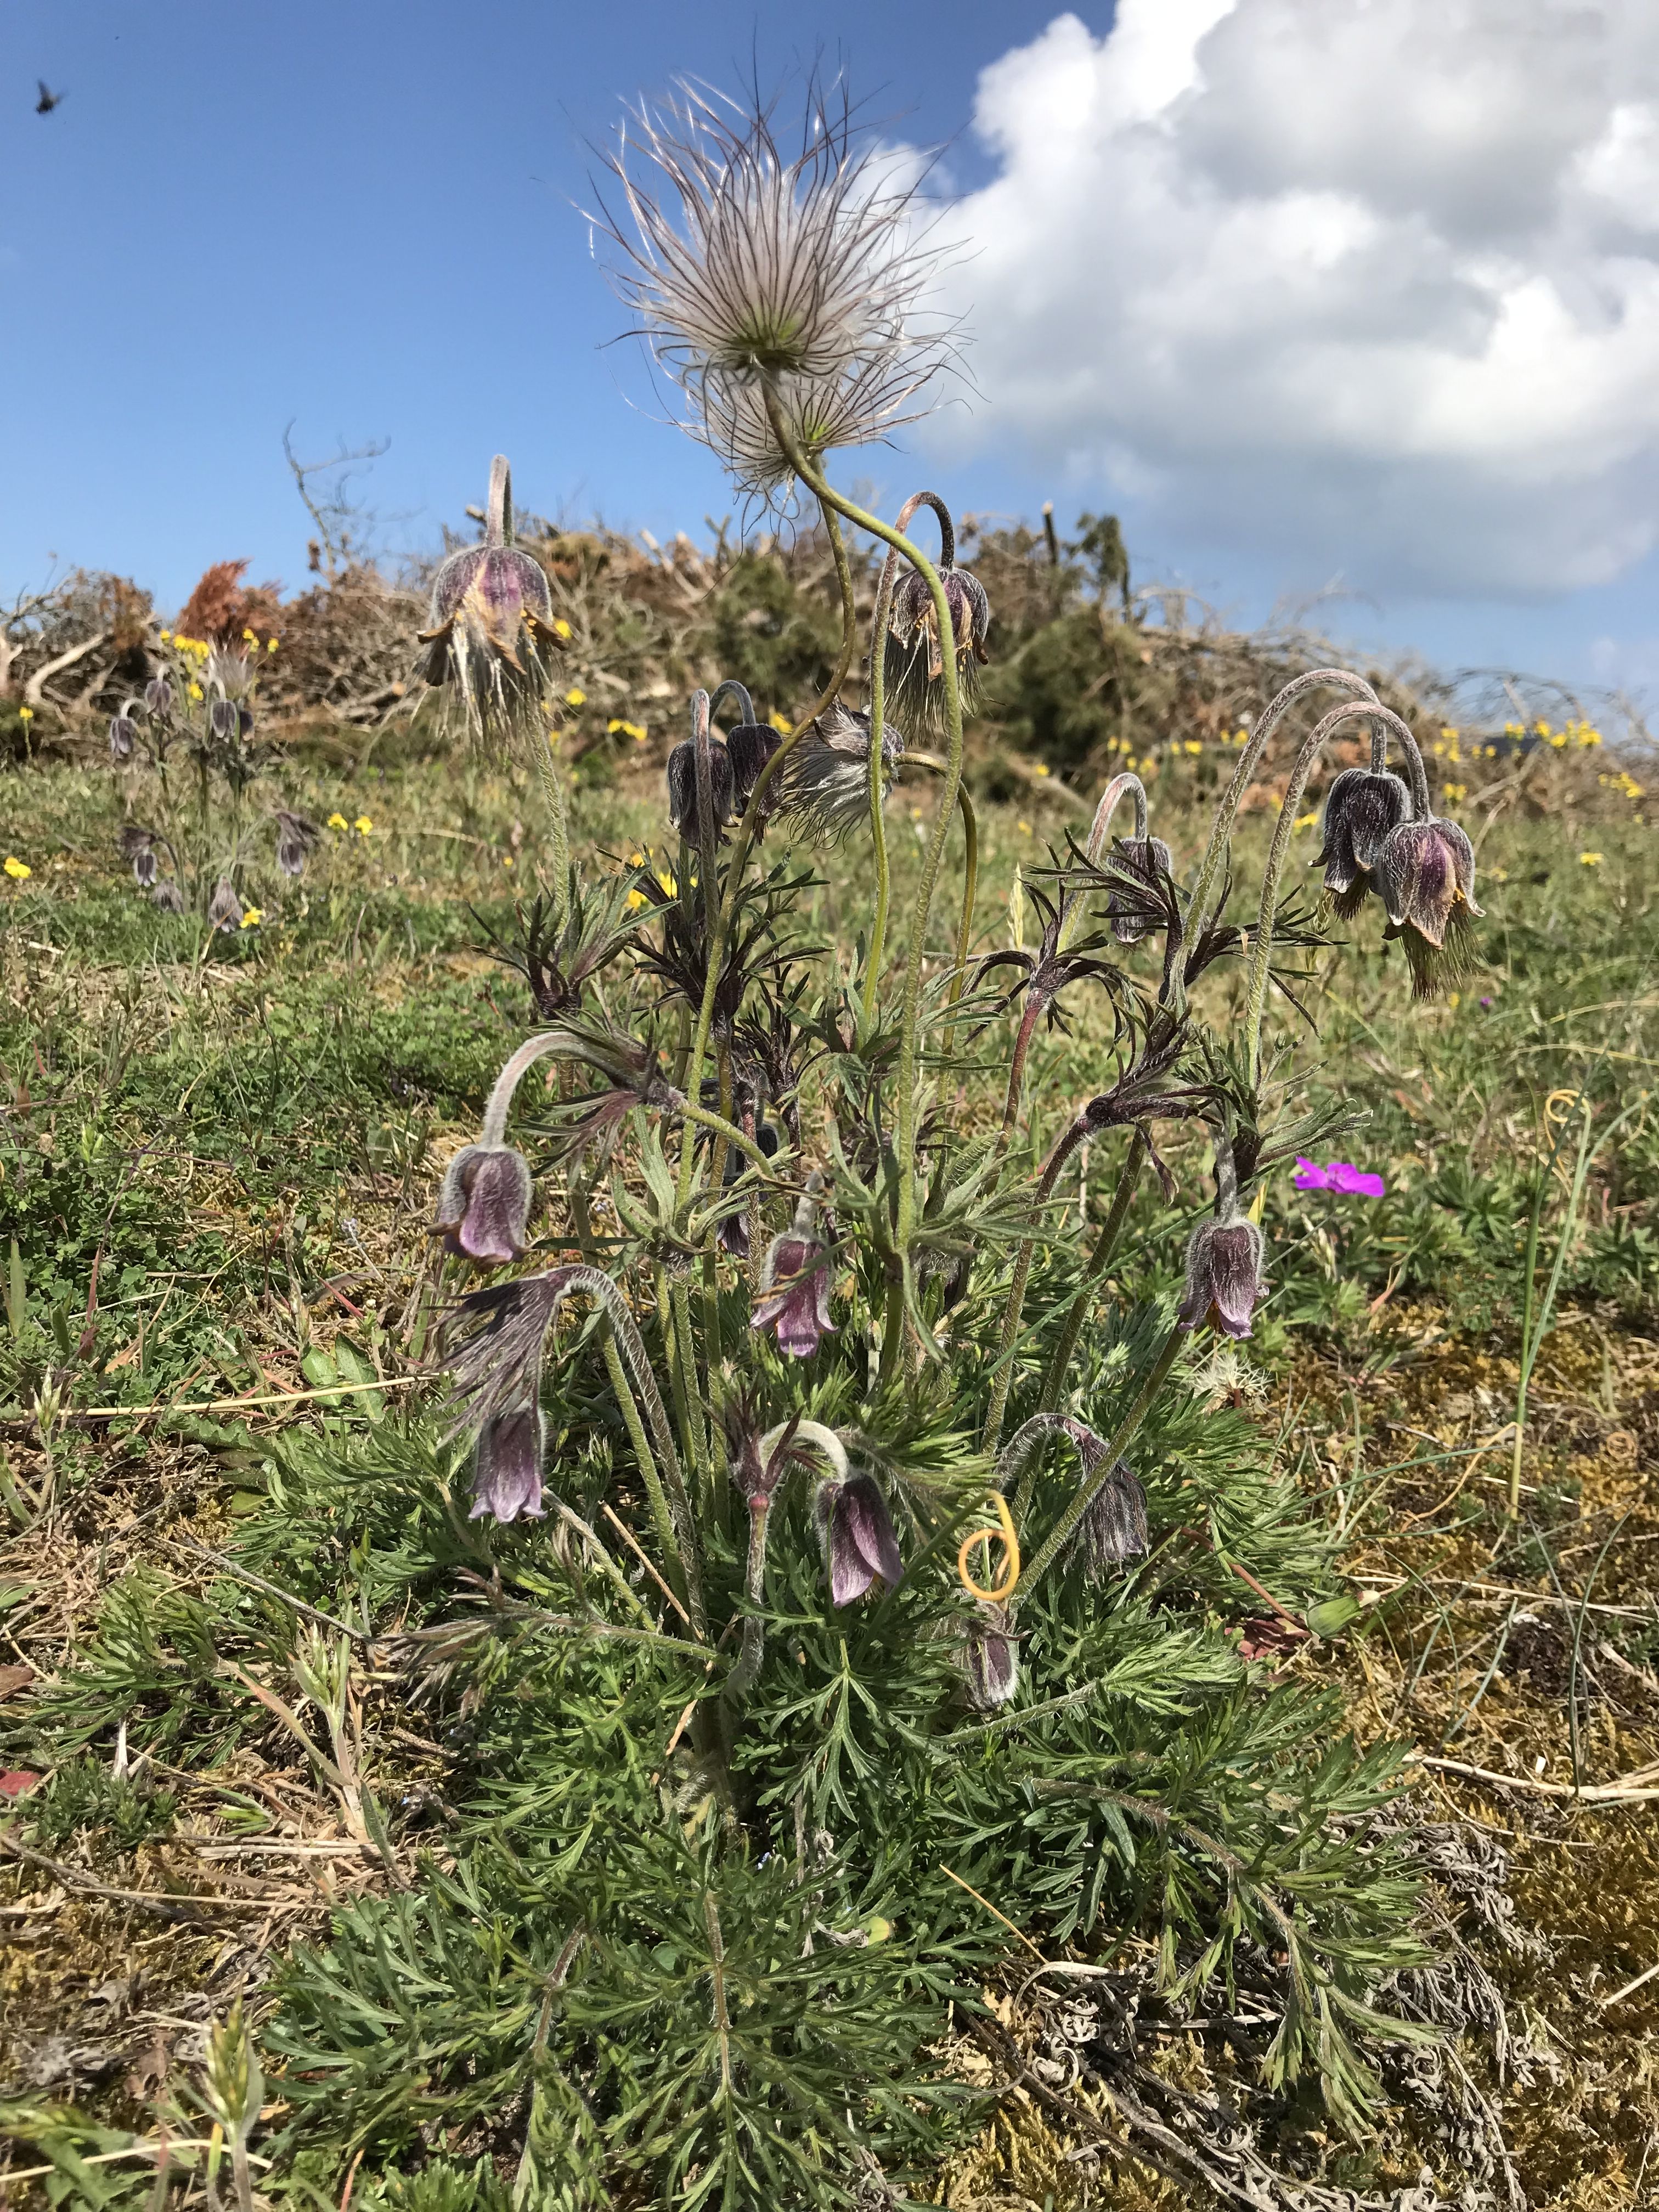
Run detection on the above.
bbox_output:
[36,81,65,115]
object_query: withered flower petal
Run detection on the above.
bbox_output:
[1068,1458,1149,1581]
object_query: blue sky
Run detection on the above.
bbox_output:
[5,0,1659,709]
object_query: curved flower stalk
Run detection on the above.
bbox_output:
[1181,668,1380,975]
[441,1262,704,1635]
[881,492,991,735]
[724,1416,848,1709]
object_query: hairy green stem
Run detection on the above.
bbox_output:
[1016,1327,1184,1600]
[672,501,857,1212]
[982,1114,1099,1454]
[766,417,966,1277]
[1036,1131,1149,1415]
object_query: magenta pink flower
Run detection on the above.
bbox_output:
[1293,1158,1385,1198]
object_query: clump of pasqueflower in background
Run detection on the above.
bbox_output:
[104,628,318,923]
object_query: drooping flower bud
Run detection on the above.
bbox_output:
[419,456,566,749]
[1178,1218,1267,1339]
[151,881,185,915]
[751,1196,834,1358]
[207,877,243,933]
[1376,815,1482,999]
[726,720,783,810]
[275,809,320,879]
[1068,1458,1149,1581]
[666,736,735,839]
[119,824,157,887]
[814,1471,903,1605]
[469,1403,545,1524]
[1107,835,1174,945]
[963,1602,1019,1710]
[144,676,173,715]
[1316,766,1412,917]
[210,697,240,744]
[109,711,138,762]
[436,1143,534,1266]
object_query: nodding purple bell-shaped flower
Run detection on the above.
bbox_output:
[151,881,185,914]
[1376,815,1483,999]
[436,1143,534,1266]
[143,676,173,715]
[666,736,735,840]
[1317,766,1412,918]
[210,697,240,744]
[1178,1217,1267,1339]
[1107,834,1174,945]
[207,877,244,933]
[814,1471,904,1605]
[469,1403,545,1524]
[119,825,158,887]
[109,712,138,762]
[963,1602,1019,1710]
[751,1200,834,1358]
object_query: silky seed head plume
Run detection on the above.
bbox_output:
[597,82,958,497]
[778,701,904,843]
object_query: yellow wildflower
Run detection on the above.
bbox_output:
[769,708,792,733]
[657,867,677,896]
[188,682,203,701]
[354,815,373,834]
[328,812,348,831]
[1293,810,1318,832]
[1017,819,1032,836]
[565,687,586,708]
[239,906,263,929]
[626,888,648,910]
[160,628,172,643]
[1442,783,1466,803]
[1032,761,1049,778]
[627,850,645,866]
[1579,851,1604,866]
[17,707,33,723]
[503,855,514,868]
[267,637,279,653]
[242,628,257,643]
[3,856,31,879]
[1184,740,1202,755]
[552,618,572,640]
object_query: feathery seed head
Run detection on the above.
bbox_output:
[778,701,903,843]
[599,83,957,496]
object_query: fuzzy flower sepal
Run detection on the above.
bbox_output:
[1178,1217,1267,1339]
[814,1472,903,1605]
[1316,767,1412,917]
[436,1144,534,1266]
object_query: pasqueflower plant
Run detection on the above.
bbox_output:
[270,83,1483,2210]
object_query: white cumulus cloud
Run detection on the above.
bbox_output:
[930,1,1659,597]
